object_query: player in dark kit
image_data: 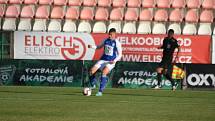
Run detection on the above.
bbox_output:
[154,29,180,91]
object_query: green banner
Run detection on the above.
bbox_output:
[112,62,182,89]
[0,60,182,89]
[0,60,83,87]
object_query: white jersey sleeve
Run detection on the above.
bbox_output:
[91,40,105,49]
[113,40,122,62]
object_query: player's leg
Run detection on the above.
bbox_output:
[163,69,176,91]
[89,60,104,88]
[96,63,115,96]
[155,67,163,89]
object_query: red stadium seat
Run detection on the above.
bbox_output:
[112,0,126,7]
[0,0,8,3]
[83,0,96,6]
[95,7,108,21]
[142,0,155,8]
[202,0,214,9]
[124,8,138,21]
[110,8,123,21]
[20,5,34,18]
[53,0,68,5]
[35,5,49,19]
[50,6,64,19]
[65,7,79,20]
[9,0,23,4]
[157,0,171,8]
[139,9,153,21]
[68,0,82,6]
[127,0,141,7]
[214,1,215,9]
[154,9,168,22]
[172,0,185,8]
[185,9,198,23]
[200,10,213,23]
[24,0,38,4]
[169,9,183,22]
[80,7,94,20]
[39,0,53,5]
[0,4,5,17]
[187,0,201,9]
[5,5,20,18]
[97,0,111,7]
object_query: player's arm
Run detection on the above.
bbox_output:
[174,41,180,63]
[175,46,180,59]
[88,40,105,49]
[112,40,122,64]
[158,38,167,49]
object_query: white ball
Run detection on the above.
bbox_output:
[83,87,92,96]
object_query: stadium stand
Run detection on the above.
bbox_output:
[108,8,123,33]
[142,0,155,8]
[168,9,183,34]
[24,0,38,4]
[97,0,111,7]
[172,0,186,8]
[78,7,94,33]
[183,9,198,35]
[152,9,168,34]
[122,8,138,34]
[68,0,82,6]
[33,5,49,31]
[138,9,153,34]
[93,7,108,33]
[198,10,213,35]
[63,6,78,32]
[0,0,214,35]
[3,5,20,30]
[48,6,64,32]
[18,5,34,30]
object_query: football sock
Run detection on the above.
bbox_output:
[99,75,108,92]
[157,73,162,86]
[164,74,175,86]
[89,74,97,86]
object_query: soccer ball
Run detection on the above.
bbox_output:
[83,87,92,96]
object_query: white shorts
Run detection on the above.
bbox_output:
[94,60,115,71]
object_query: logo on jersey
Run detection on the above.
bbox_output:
[112,43,115,46]
[104,45,114,56]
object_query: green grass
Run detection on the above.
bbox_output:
[0,86,215,121]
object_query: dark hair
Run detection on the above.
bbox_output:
[168,29,174,34]
[109,28,116,33]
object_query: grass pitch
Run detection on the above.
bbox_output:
[0,86,215,121]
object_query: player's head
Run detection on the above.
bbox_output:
[168,29,174,38]
[109,28,116,40]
